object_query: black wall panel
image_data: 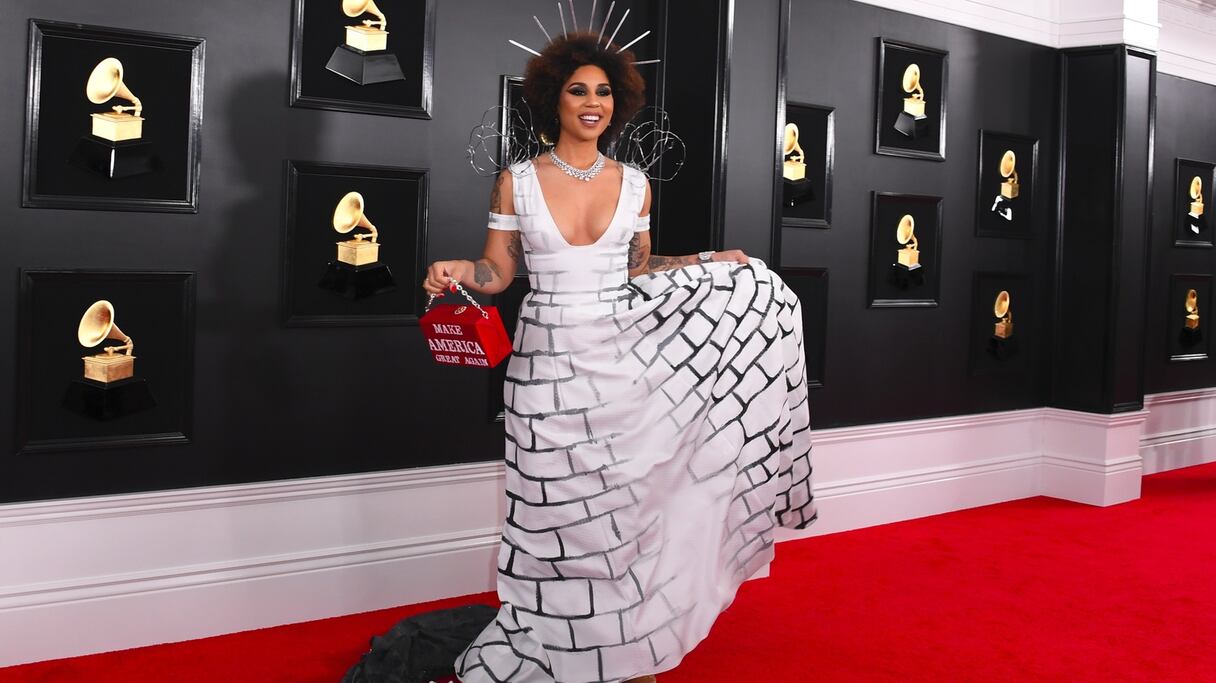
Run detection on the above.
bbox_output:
[1052,47,1156,414]
[1110,51,1154,410]
[648,0,732,255]
[7,0,1216,504]
[0,0,722,504]
[1146,74,1216,393]
[775,0,1057,428]
[1053,50,1118,411]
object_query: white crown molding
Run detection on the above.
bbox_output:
[845,0,1216,86]
[1159,0,1216,15]
[1157,0,1216,83]
[846,0,1060,47]
[847,0,1162,48]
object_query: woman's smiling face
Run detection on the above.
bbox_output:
[557,64,614,144]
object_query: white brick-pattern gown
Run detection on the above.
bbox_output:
[454,160,816,683]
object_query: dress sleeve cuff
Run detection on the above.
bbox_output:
[634,214,651,233]
[488,212,520,231]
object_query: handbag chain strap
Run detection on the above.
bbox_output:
[425,277,490,319]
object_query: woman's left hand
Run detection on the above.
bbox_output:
[713,249,750,264]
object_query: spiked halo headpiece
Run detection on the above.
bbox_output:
[507,1,661,66]
[466,1,684,181]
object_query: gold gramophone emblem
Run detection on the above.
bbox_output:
[343,0,390,52]
[896,214,920,269]
[333,191,380,266]
[78,300,136,383]
[86,58,144,142]
[1189,176,1205,218]
[901,64,926,119]
[1000,151,1019,199]
[993,290,1013,339]
[782,123,806,181]
[1186,288,1200,330]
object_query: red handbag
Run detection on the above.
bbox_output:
[420,279,512,368]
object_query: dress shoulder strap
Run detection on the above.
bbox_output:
[506,159,537,205]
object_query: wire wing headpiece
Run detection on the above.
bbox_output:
[467,100,685,182]
[467,98,543,178]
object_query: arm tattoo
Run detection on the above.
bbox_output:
[489,173,505,213]
[473,259,500,286]
[647,254,688,272]
[507,232,523,264]
[627,233,648,270]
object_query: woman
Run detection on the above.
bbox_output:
[423,32,816,683]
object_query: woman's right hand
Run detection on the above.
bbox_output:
[422,259,474,296]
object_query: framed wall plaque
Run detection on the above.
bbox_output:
[1167,273,1211,362]
[282,160,428,327]
[16,270,195,454]
[969,271,1030,373]
[1172,159,1215,248]
[22,20,205,212]
[290,0,436,118]
[975,131,1038,239]
[780,103,834,229]
[867,192,943,307]
[778,267,829,388]
[875,38,947,161]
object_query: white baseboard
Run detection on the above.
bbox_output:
[778,409,1047,541]
[0,462,507,667]
[780,452,1041,540]
[1039,408,1146,506]
[1141,388,1216,474]
[7,392,1216,668]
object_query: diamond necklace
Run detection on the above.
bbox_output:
[548,148,606,182]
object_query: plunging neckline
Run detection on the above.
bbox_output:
[529,159,628,248]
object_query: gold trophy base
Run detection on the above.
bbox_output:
[1191,201,1205,217]
[1001,181,1020,199]
[994,321,1013,339]
[1186,315,1200,330]
[903,97,926,118]
[897,248,920,269]
[90,112,144,142]
[83,353,136,383]
[783,160,806,182]
[345,25,389,52]
[337,239,380,266]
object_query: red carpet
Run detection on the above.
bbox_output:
[3,463,1215,682]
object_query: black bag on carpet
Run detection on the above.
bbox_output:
[342,604,497,683]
